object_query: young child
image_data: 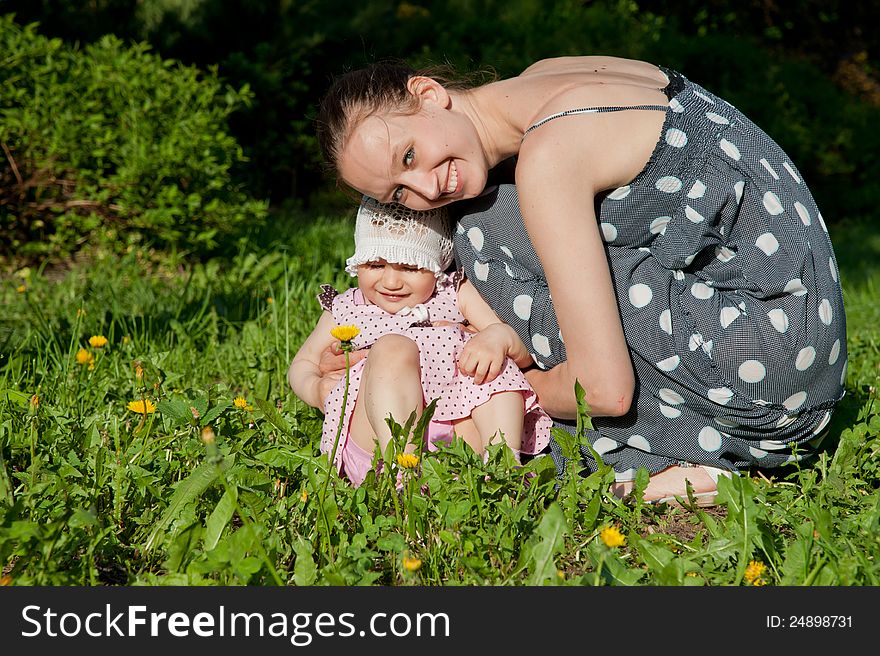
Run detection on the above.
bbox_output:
[288,196,551,486]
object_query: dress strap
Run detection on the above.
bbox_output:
[523,104,668,139]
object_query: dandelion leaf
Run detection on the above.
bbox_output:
[202,399,231,426]
[157,397,191,425]
[526,502,568,585]
[204,487,237,551]
[145,455,231,552]
[255,397,291,436]
[780,536,812,585]
[293,536,317,586]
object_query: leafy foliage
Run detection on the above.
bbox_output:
[1,213,877,586]
[0,16,268,262]
[3,2,877,217]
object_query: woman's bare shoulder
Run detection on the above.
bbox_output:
[519,55,657,77]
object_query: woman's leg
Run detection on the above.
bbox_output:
[611,465,718,500]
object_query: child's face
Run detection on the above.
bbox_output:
[356,260,437,313]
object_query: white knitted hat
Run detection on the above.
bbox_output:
[344,196,454,277]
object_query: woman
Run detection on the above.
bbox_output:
[314,56,847,504]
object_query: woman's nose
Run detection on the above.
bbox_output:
[403,169,439,200]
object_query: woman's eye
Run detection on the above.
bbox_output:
[403,147,414,166]
[392,186,404,202]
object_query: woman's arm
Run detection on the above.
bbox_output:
[514,110,645,418]
[288,311,342,409]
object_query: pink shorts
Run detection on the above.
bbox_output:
[340,420,454,487]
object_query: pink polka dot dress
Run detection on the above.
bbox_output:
[318,272,551,474]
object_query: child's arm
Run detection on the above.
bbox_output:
[457,279,534,383]
[288,311,342,409]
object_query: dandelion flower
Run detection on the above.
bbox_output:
[89,335,108,348]
[16,284,26,293]
[75,348,94,366]
[233,396,250,409]
[402,555,422,572]
[330,325,360,343]
[396,453,420,470]
[300,489,308,503]
[0,574,11,586]
[744,560,767,585]
[600,525,626,548]
[266,297,274,304]
[127,399,156,414]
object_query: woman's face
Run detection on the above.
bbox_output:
[338,102,488,211]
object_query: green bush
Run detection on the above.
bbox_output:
[0,15,268,262]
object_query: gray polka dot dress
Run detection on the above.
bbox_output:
[452,68,847,480]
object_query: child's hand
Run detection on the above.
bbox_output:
[319,343,367,375]
[458,323,512,384]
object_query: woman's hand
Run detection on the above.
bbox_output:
[459,323,515,385]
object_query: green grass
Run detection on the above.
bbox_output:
[0,211,878,586]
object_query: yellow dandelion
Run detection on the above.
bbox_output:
[134,363,144,380]
[396,453,420,470]
[16,284,26,293]
[266,297,274,304]
[744,560,767,585]
[402,555,422,572]
[0,574,11,586]
[557,569,565,580]
[300,489,308,503]
[233,396,249,409]
[127,399,156,414]
[122,335,131,345]
[29,394,39,408]
[89,335,108,348]
[330,325,360,343]
[599,525,626,548]
[75,348,95,366]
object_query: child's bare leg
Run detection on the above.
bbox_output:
[348,394,377,454]
[450,417,484,455]
[471,391,525,460]
[358,334,424,454]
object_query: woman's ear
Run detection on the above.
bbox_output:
[406,76,450,108]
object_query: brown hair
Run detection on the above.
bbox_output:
[316,60,494,177]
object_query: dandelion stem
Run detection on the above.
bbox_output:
[318,348,351,562]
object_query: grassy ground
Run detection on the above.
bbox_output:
[0,211,877,586]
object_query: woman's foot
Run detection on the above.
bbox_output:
[611,464,734,507]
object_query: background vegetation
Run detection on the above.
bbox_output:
[0,1,877,585]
